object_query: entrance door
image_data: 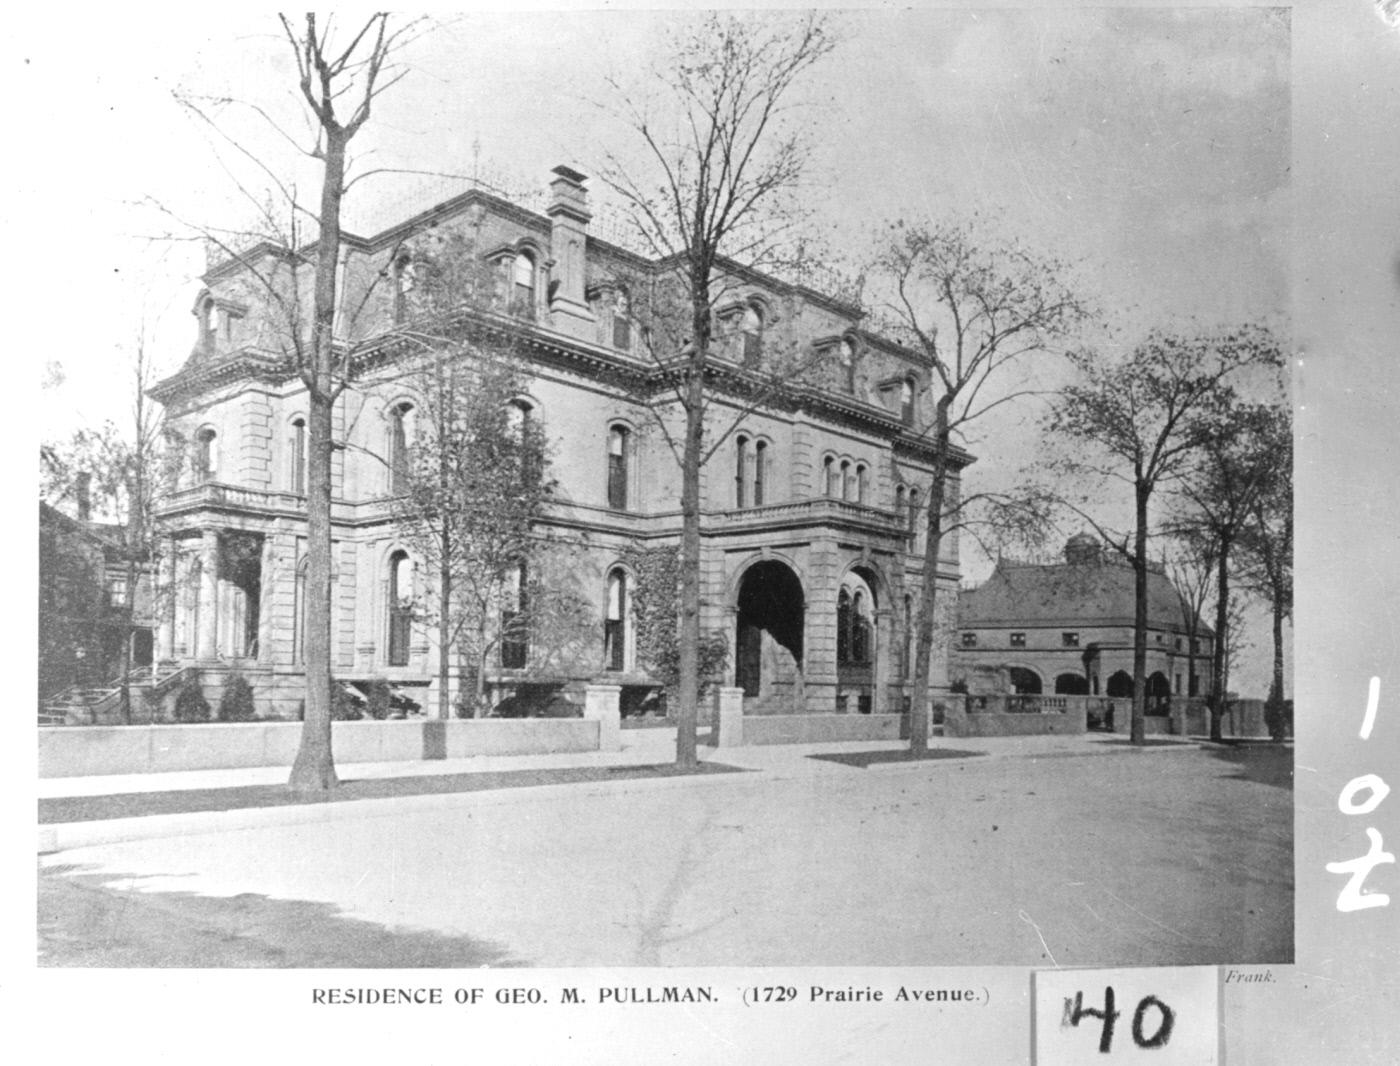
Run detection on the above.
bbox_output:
[736,623,762,697]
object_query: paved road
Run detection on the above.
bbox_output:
[39,742,1291,968]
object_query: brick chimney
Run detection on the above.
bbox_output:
[546,165,596,340]
[75,471,92,522]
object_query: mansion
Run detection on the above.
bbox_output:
[148,165,967,720]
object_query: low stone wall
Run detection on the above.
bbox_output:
[739,713,905,746]
[38,719,601,779]
[944,701,1087,738]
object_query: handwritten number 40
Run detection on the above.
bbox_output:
[1062,986,1174,1053]
[1324,678,1395,912]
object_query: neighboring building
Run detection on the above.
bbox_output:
[951,534,1213,714]
[39,501,155,709]
[148,166,969,719]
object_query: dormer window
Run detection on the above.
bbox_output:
[392,255,414,322]
[741,303,764,366]
[512,253,535,312]
[900,378,916,426]
[839,338,858,393]
[612,290,632,350]
[199,298,218,352]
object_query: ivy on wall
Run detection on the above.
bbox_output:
[618,543,728,697]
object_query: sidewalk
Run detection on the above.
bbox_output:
[36,729,1206,853]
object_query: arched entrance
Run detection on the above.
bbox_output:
[735,560,804,707]
[1055,672,1089,695]
[1106,670,1134,698]
[1146,671,1171,716]
[1008,667,1042,694]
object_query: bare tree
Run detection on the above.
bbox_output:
[1237,406,1293,739]
[868,218,1089,753]
[1166,398,1290,740]
[1165,528,1218,714]
[595,12,837,768]
[1045,325,1283,745]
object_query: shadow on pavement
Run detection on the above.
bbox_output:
[40,762,747,825]
[1199,740,1294,791]
[807,749,986,769]
[39,863,524,968]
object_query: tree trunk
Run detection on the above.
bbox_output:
[909,402,951,755]
[1209,533,1232,743]
[289,131,347,793]
[675,349,706,770]
[438,543,451,720]
[1130,482,1149,746]
[119,555,138,725]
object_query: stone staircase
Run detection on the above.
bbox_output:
[39,664,185,726]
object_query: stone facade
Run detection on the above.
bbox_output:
[149,167,969,720]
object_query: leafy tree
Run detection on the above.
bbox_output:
[1045,325,1283,744]
[596,12,837,768]
[868,218,1088,753]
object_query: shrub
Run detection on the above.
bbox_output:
[363,678,393,720]
[218,673,257,722]
[173,672,211,723]
[297,686,365,721]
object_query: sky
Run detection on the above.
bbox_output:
[15,5,1293,694]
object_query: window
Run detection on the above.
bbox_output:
[1061,631,1080,648]
[392,256,414,322]
[1010,632,1026,648]
[851,590,870,663]
[105,575,129,608]
[895,484,906,518]
[823,455,838,497]
[612,290,631,350]
[907,487,920,533]
[735,435,749,508]
[388,551,413,666]
[604,569,629,671]
[200,298,217,351]
[741,303,763,366]
[961,631,977,648]
[900,378,915,426]
[839,338,857,393]
[290,417,307,494]
[607,425,630,510]
[841,460,853,501]
[500,562,528,669]
[1175,637,1183,651]
[194,427,217,482]
[856,463,868,505]
[753,439,767,506]
[388,402,413,494]
[512,253,535,312]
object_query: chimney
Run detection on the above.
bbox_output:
[75,472,92,522]
[545,165,596,340]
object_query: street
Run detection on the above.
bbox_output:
[39,741,1292,968]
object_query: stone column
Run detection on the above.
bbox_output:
[713,686,745,747]
[197,529,220,660]
[584,683,622,752]
[155,541,176,662]
[873,607,893,714]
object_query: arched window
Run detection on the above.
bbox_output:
[856,463,869,505]
[604,568,629,671]
[900,378,916,426]
[612,290,632,350]
[841,460,853,501]
[500,561,528,669]
[200,298,218,350]
[895,484,907,519]
[607,425,630,510]
[741,303,764,366]
[907,486,920,534]
[735,435,749,508]
[753,439,768,506]
[823,455,837,497]
[387,550,413,666]
[194,427,217,483]
[512,252,535,311]
[388,402,413,495]
[290,417,307,494]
